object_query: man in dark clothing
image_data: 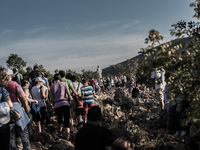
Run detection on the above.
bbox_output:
[28,65,40,86]
[75,106,133,150]
[132,83,140,98]
[28,65,40,81]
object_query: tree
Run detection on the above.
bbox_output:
[110,59,139,80]
[81,69,97,79]
[136,1,200,126]
[22,66,33,79]
[6,54,26,70]
[54,69,59,74]
[144,29,163,46]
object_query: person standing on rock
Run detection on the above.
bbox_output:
[97,65,102,80]
[151,64,166,110]
[75,106,134,150]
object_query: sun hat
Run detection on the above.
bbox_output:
[0,102,10,127]
[2,68,13,75]
[35,77,45,84]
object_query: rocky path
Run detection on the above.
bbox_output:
[30,88,197,150]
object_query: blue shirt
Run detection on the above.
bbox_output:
[0,87,10,102]
[81,85,95,104]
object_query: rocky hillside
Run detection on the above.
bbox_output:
[102,37,192,75]
[30,87,198,150]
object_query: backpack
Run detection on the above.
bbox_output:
[13,73,21,85]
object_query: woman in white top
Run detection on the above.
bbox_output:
[31,77,47,132]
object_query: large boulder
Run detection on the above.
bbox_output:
[49,139,74,150]
[31,132,55,145]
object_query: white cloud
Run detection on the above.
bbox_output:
[0,32,146,73]
[0,20,150,73]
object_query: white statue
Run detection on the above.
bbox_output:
[97,65,102,80]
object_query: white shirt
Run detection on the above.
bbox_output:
[73,81,83,95]
[151,69,166,89]
[31,85,46,108]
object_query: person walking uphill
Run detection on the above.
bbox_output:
[0,75,13,150]
[80,78,96,123]
[2,68,30,150]
[75,106,133,150]
[13,68,23,86]
[50,74,72,140]
[31,77,47,133]
[59,70,78,134]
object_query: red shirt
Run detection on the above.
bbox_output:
[6,81,25,103]
[90,79,95,87]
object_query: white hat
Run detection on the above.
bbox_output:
[2,68,13,75]
[35,77,45,84]
[0,102,10,127]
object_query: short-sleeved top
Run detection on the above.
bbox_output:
[73,82,83,95]
[61,77,73,100]
[75,123,117,150]
[61,78,73,88]
[90,79,95,87]
[151,70,166,89]
[98,80,103,87]
[50,82,70,109]
[106,79,111,86]
[6,81,25,103]
[81,85,94,104]
[14,73,22,83]
[31,85,46,108]
[0,87,10,102]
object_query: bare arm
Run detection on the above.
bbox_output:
[24,89,38,104]
[40,86,46,99]
[4,96,13,109]
[49,91,54,106]
[16,86,29,114]
[81,91,84,99]
[21,75,23,80]
[66,87,71,103]
[45,89,48,101]
[70,86,78,96]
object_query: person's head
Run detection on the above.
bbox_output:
[35,77,45,85]
[0,72,9,87]
[22,79,30,87]
[13,68,18,74]
[59,70,65,78]
[37,71,42,77]
[33,65,38,71]
[87,106,102,122]
[71,75,77,82]
[2,68,13,82]
[54,73,61,81]
[82,78,89,85]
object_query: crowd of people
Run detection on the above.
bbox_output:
[1,64,198,149]
[0,65,133,150]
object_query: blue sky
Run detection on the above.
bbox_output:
[0,0,195,73]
